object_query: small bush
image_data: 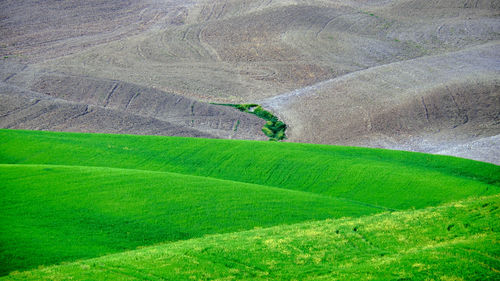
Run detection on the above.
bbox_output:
[261,126,274,138]
[215,103,287,141]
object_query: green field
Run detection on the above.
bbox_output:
[1,129,499,279]
[5,194,499,280]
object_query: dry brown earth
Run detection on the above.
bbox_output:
[0,86,215,138]
[1,0,499,162]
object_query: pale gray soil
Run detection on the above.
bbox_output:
[1,0,499,163]
[0,64,266,140]
[261,43,500,163]
[436,135,500,164]
[0,88,215,138]
[35,0,499,101]
[0,0,195,63]
[0,0,267,140]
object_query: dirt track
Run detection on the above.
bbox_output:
[1,0,499,162]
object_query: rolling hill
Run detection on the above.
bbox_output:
[27,0,500,101]
[262,42,500,163]
[4,195,499,280]
[0,74,266,140]
[0,163,381,275]
[2,129,498,209]
[1,1,499,279]
[0,129,499,278]
[1,0,498,162]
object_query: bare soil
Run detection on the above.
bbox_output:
[261,43,499,155]
[0,64,266,140]
[1,0,499,162]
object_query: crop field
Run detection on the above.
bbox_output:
[1,1,499,279]
[1,129,499,279]
[5,194,499,280]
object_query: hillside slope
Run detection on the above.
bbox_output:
[33,0,500,101]
[4,194,498,280]
[262,42,500,163]
[0,0,194,63]
[1,0,498,162]
[0,163,379,275]
[0,74,267,140]
[2,130,498,210]
[1,129,498,277]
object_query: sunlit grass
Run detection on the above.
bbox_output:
[5,195,498,280]
[0,129,498,278]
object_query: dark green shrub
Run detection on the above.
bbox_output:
[215,103,287,141]
[261,126,274,138]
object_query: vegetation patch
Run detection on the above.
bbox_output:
[0,129,499,278]
[216,104,287,141]
[0,163,379,275]
[4,194,499,280]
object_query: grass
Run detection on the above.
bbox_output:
[0,164,380,275]
[0,129,499,278]
[4,194,498,280]
[1,129,497,210]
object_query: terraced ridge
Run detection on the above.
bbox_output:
[1,129,499,277]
